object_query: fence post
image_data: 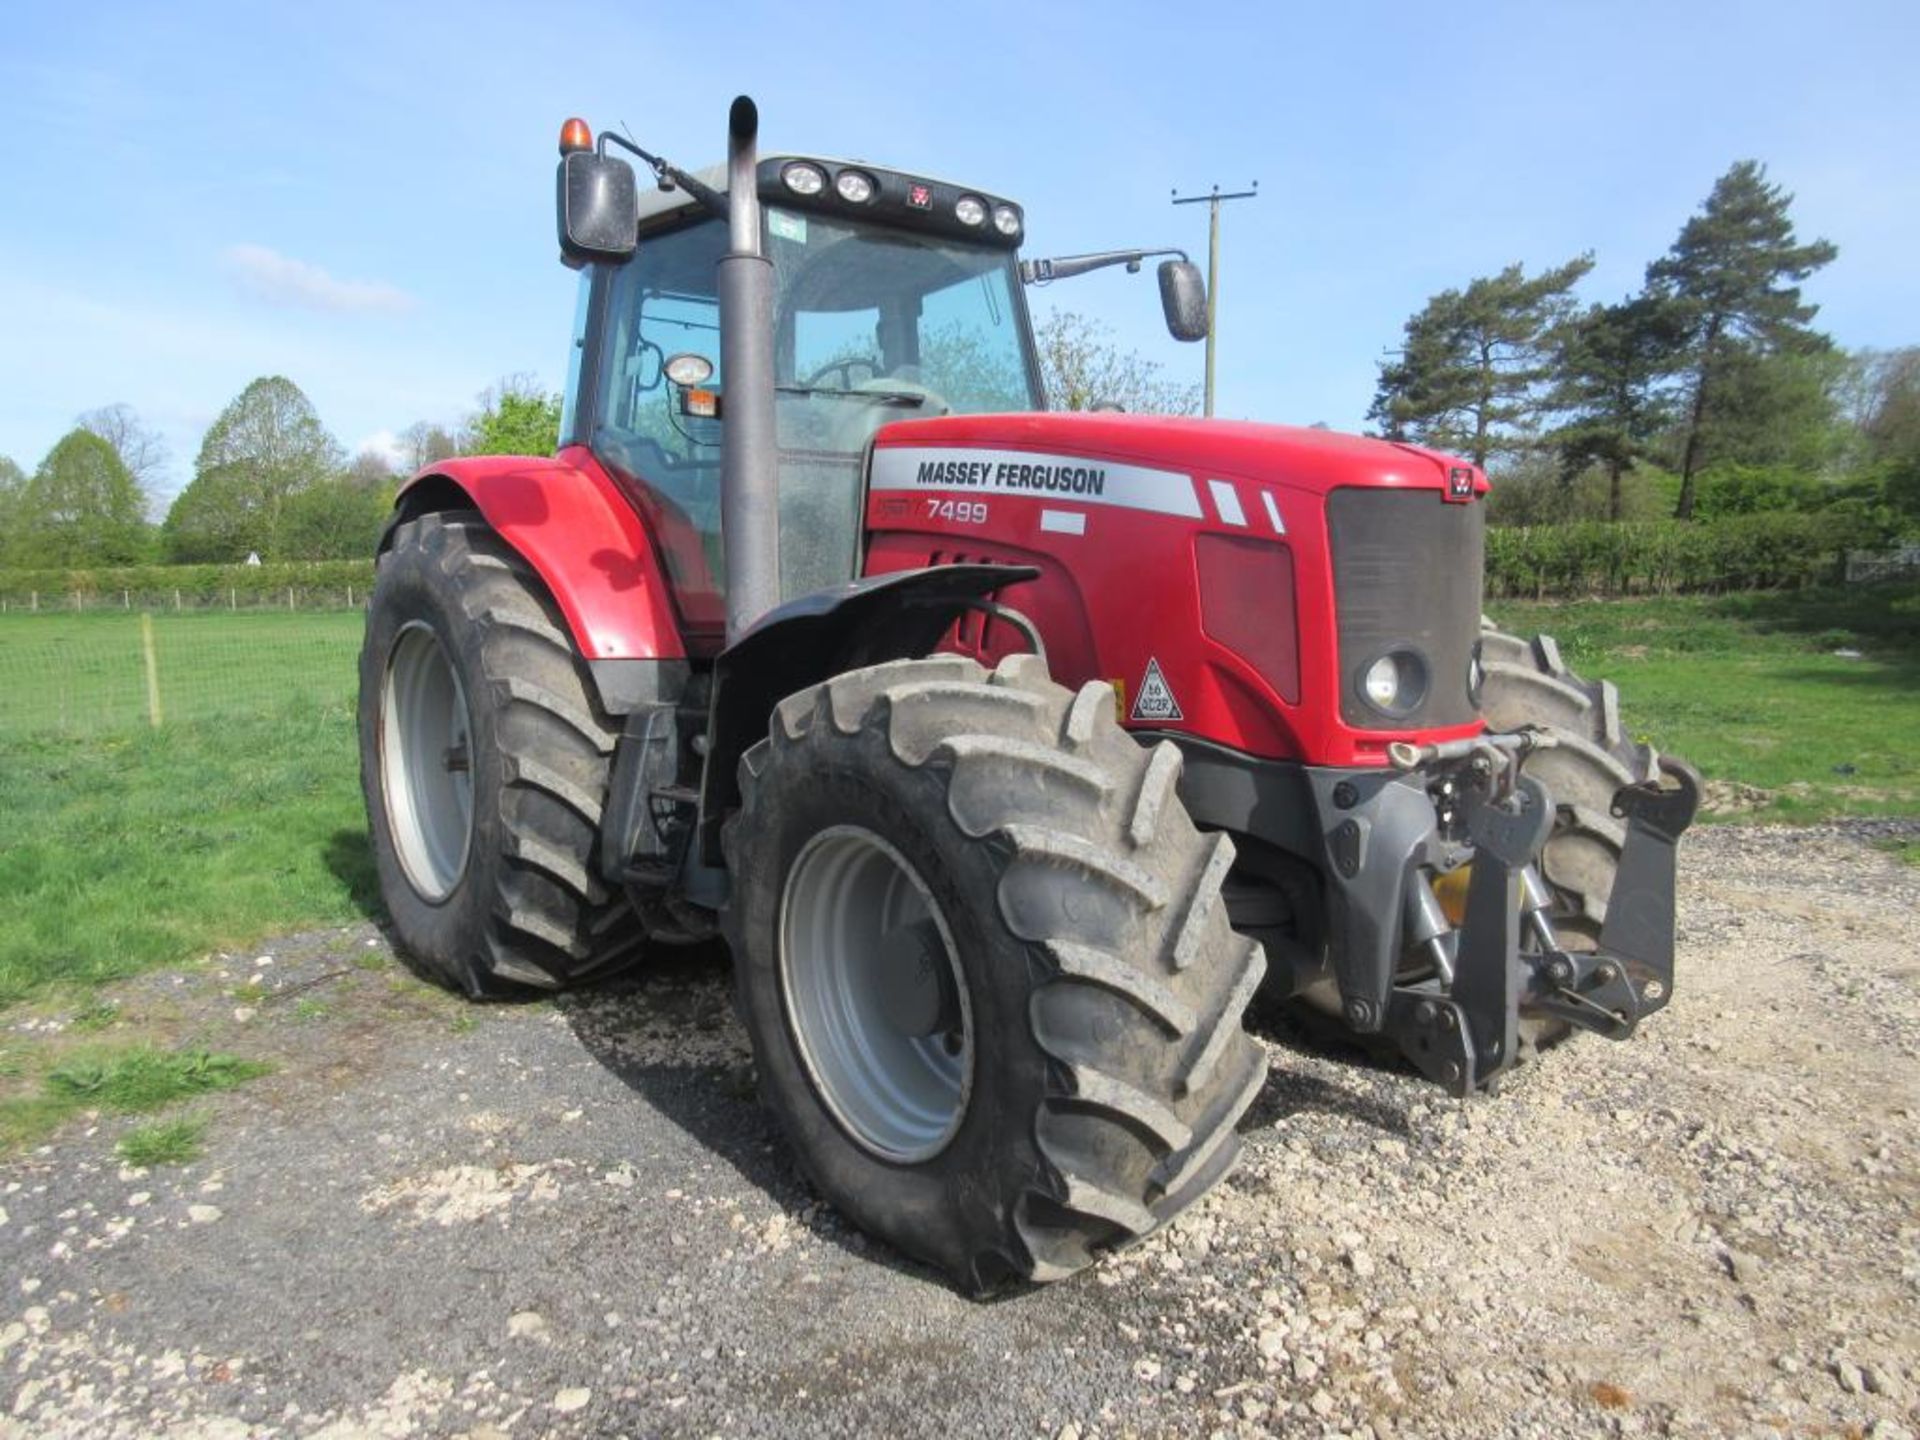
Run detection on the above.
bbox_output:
[30,591,37,612]
[230,587,237,611]
[174,589,181,611]
[287,587,295,612]
[124,589,131,610]
[74,591,81,612]
[140,613,163,729]
[346,584,353,608]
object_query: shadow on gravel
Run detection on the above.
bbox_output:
[555,948,964,1295]
[1239,999,1418,1136]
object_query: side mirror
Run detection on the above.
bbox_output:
[556,152,639,265]
[1158,259,1209,342]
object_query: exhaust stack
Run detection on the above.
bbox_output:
[717,95,780,643]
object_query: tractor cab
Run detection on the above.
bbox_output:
[561,149,1042,642]
[555,128,1204,647]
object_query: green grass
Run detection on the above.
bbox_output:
[116,1113,209,1167]
[0,697,375,1006]
[2,1045,270,1152]
[1490,583,1919,824]
[44,1047,270,1110]
[0,609,362,735]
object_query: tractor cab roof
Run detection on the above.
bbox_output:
[636,155,1024,250]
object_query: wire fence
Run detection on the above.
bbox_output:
[0,586,371,615]
[0,609,366,738]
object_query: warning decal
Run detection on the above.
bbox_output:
[1129,658,1184,722]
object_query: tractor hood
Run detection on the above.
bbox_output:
[869,411,1489,502]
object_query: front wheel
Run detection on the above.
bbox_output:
[723,654,1269,1293]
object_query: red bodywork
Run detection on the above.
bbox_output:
[394,448,687,663]
[409,415,1488,770]
[863,413,1488,768]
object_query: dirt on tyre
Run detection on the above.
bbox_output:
[358,510,642,996]
[723,653,1270,1293]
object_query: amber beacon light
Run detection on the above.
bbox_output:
[558,117,592,155]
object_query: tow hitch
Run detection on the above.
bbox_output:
[1385,740,1702,1097]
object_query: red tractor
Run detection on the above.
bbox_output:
[359,98,1698,1293]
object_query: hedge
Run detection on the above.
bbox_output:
[0,560,377,609]
[0,511,1884,609]
[1482,512,1882,599]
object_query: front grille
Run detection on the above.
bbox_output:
[1326,487,1484,729]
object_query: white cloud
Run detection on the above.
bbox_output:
[224,243,416,315]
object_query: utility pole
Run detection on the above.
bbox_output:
[1172,181,1257,418]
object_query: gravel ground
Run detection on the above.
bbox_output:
[3,822,1917,1439]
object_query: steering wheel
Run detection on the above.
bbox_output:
[802,357,882,390]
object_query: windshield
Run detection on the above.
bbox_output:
[591,210,1037,631]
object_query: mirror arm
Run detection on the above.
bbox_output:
[1020,247,1192,285]
[600,132,729,219]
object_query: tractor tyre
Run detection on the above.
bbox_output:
[723,654,1269,1294]
[358,511,642,997]
[1478,625,1663,1051]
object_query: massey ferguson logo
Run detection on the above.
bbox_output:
[914,457,1109,497]
[1446,466,1475,503]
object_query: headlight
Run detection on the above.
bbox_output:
[992,204,1021,237]
[1360,649,1428,717]
[955,195,987,227]
[835,169,876,204]
[781,162,826,196]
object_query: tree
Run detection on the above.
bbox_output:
[1548,294,1687,520]
[467,375,562,456]
[398,420,461,472]
[279,478,391,560]
[1646,161,1837,518]
[1035,311,1200,415]
[75,403,168,512]
[0,456,26,566]
[164,376,343,562]
[1369,255,1594,470]
[1852,347,1920,522]
[12,430,152,567]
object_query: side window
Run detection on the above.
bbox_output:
[594,221,729,626]
[559,272,591,444]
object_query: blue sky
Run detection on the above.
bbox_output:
[1,0,1913,508]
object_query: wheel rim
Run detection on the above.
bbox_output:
[381,621,474,902]
[778,826,972,1163]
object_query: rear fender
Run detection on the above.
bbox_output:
[386,447,688,699]
[696,563,1037,863]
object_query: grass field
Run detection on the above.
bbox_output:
[1490,584,1918,824]
[0,610,362,735]
[0,610,372,1007]
[0,585,1913,1015]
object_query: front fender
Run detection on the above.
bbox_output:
[387,445,685,666]
[696,563,1038,863]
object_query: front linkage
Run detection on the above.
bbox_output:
[1383,737,1702,1096]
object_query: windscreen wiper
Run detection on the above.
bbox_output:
[775,385,926,406]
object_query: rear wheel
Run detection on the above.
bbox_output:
[723,654,1269,1293]
[358,511,642,995]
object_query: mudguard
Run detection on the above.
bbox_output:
[695,563,1038,863]
[385,445,686,668]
